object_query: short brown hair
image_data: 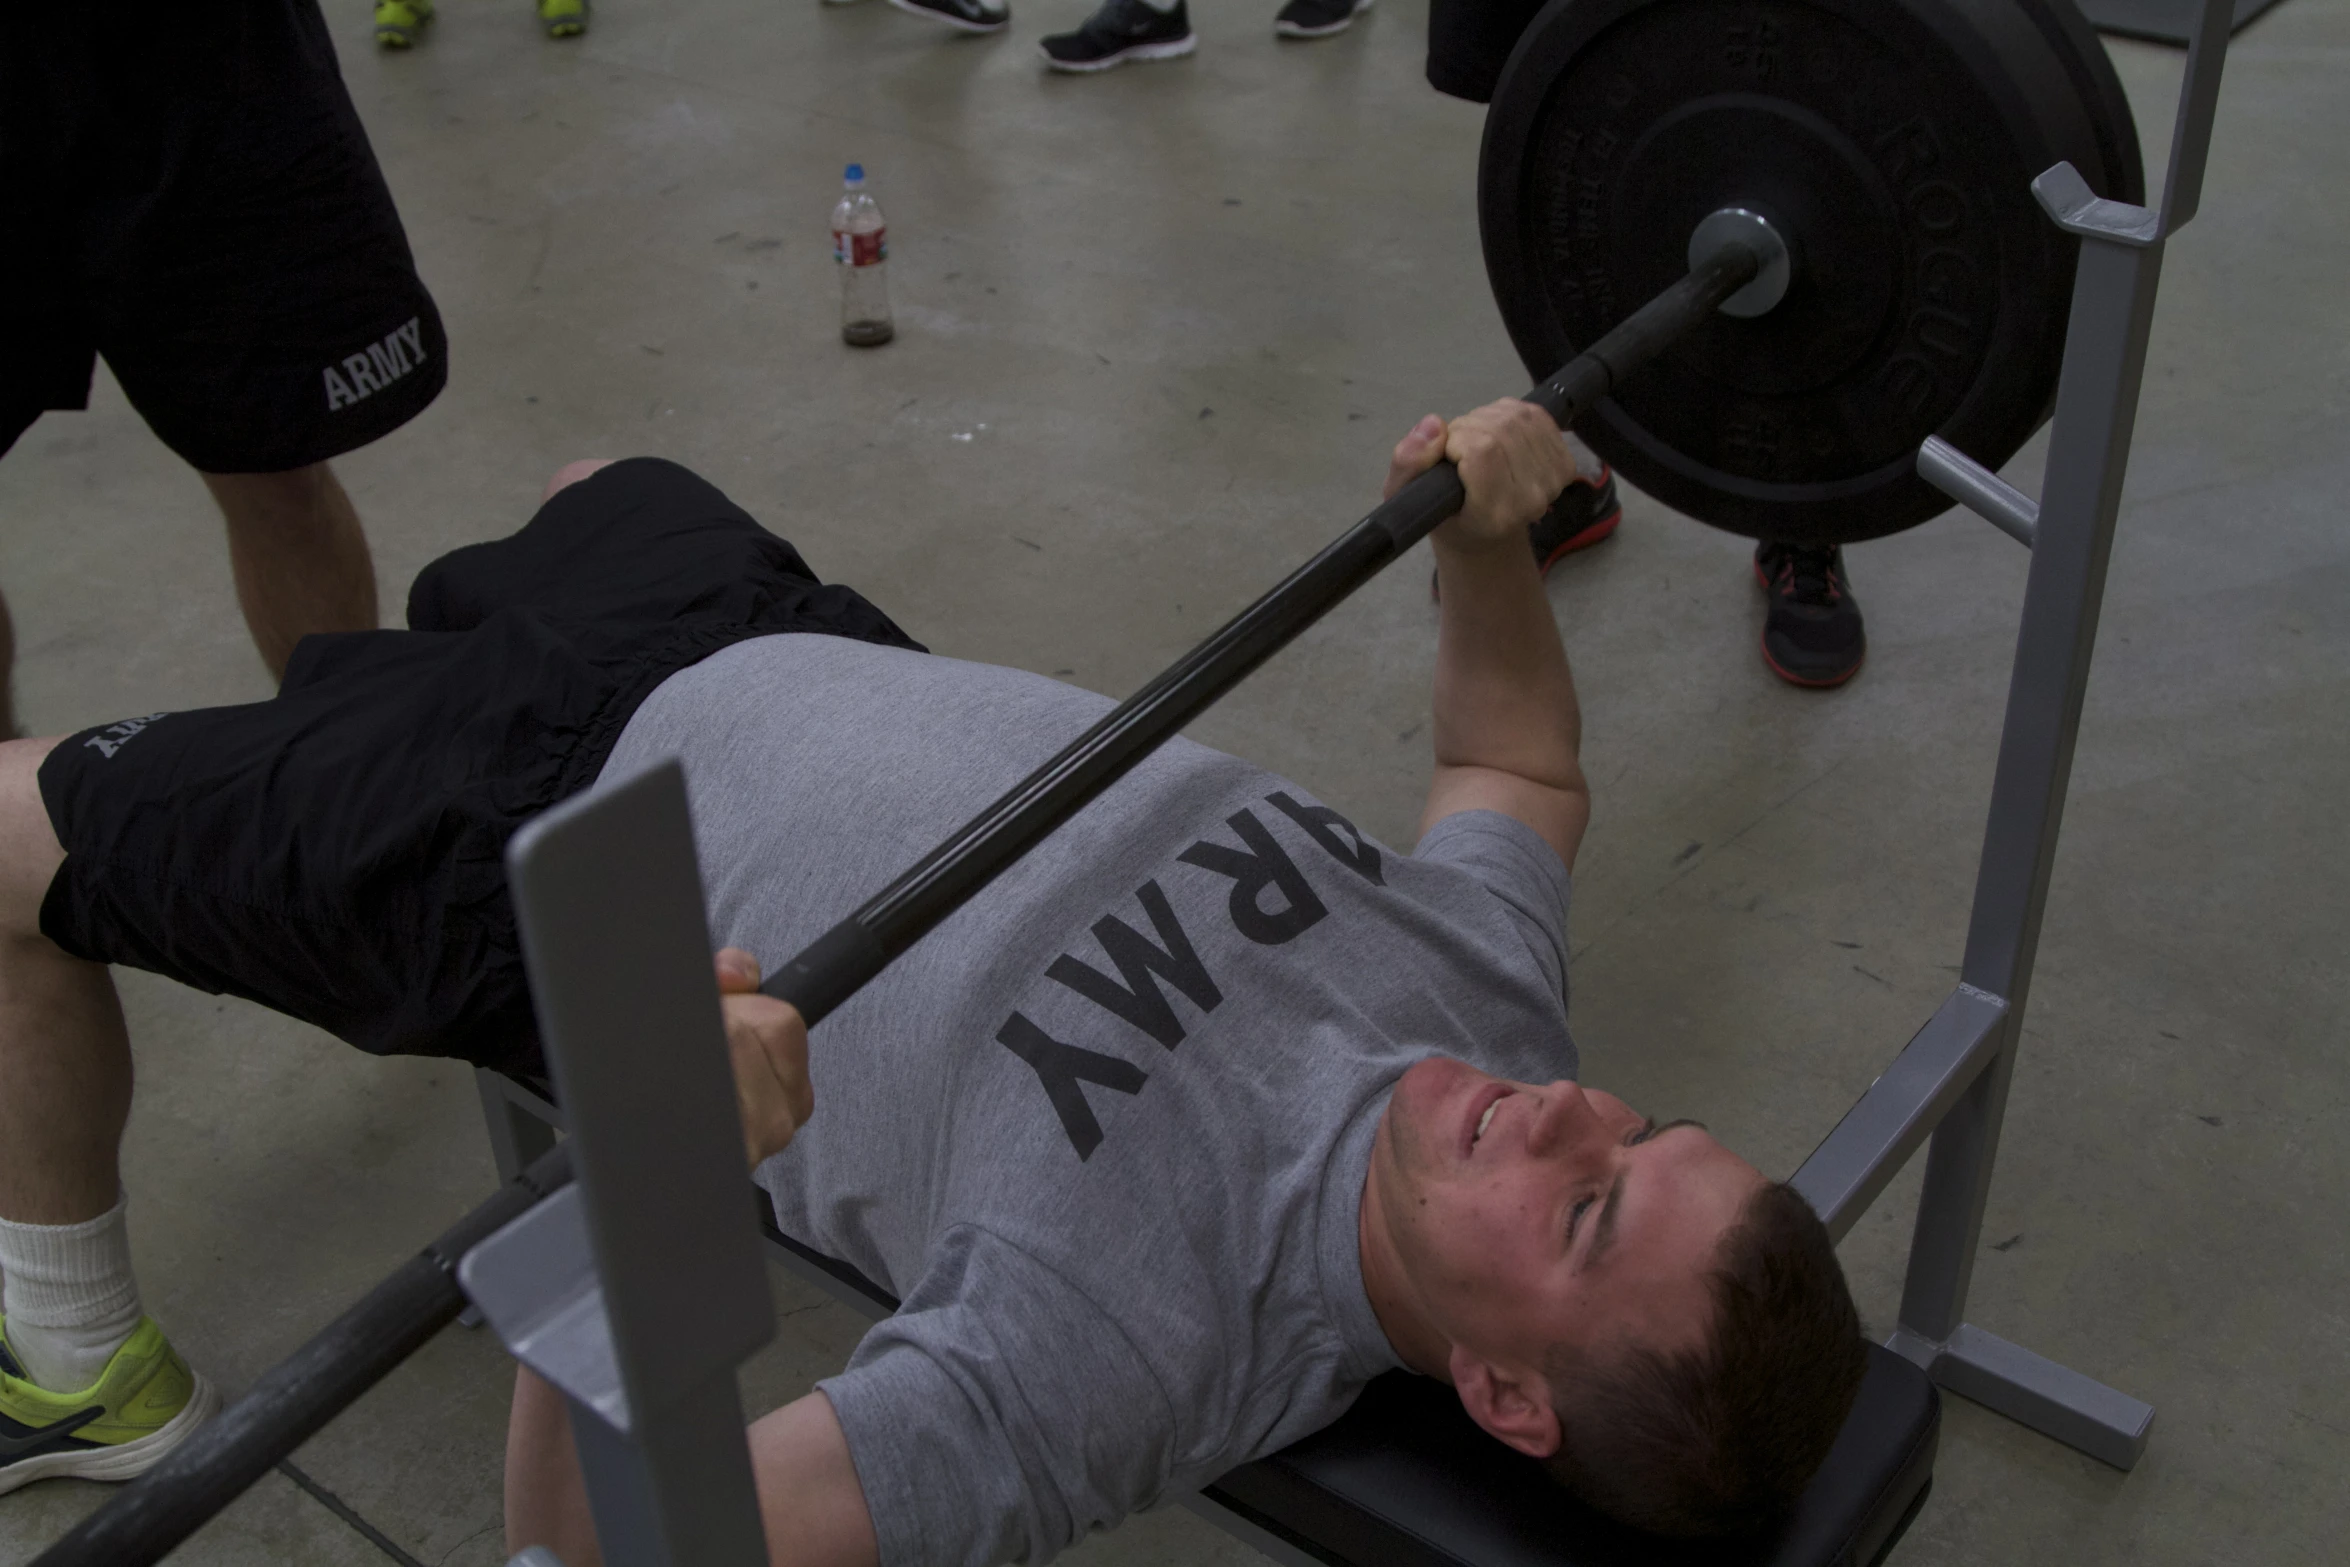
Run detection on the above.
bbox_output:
[1541,1181,1865,1537]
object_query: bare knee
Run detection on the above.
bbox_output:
[0,737,66,940]
[543,460,618,503]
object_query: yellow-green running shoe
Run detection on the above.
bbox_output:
[375,0,435,49]
[0,1316,220,1495]
[539,0,589,37]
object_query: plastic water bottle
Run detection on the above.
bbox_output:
[831,163,894,348]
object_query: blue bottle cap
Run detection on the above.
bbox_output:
[845,163,865,184]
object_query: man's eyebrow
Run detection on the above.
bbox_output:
[1581,1170,1629,1274]
[1579,1169,1635,1278]
[1581,1121,1709,1274]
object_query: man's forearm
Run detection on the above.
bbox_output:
[1427,535,1585,795]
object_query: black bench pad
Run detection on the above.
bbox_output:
[1204,1350,1936,1567]
[758,1221,1937,1567]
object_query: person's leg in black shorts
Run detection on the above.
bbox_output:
[0,456,921,1485]
[0,0,446,718]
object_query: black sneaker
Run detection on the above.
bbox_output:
[1431,464,1621,601]
[887,0,1010,32]
[1275,0,1372,38]
[1755,541,1865,687]
[1040,0,1196,71]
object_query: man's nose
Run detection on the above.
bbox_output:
[1524,1081,1595,1159]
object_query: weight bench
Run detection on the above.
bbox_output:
[475,1067,1939,1567]
[30,7,2227,1565]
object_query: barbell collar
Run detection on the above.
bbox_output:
[1687,208,1791,317]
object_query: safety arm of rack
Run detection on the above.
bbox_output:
[1918,436,2040,547]
[1791,985,2010,1241]
[2038,0,2231,247]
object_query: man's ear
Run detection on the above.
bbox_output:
[1448,1345,1561,1458]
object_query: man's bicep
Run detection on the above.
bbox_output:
[1421,763,1589,872]
[747,1391,880,1567]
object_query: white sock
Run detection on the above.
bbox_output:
[0,1193,143,1393]
[1129,0,1183,13]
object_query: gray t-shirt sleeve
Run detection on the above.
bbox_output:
[1412,808,1574,1006]
[820,1227,1179,1567]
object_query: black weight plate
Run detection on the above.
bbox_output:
[1479,0,2141,545]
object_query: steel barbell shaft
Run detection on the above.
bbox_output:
[34,238,1760,1567]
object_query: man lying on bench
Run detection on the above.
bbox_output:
[0,403,1863,1559]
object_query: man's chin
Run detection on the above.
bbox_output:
[1387,1056,1480,1174]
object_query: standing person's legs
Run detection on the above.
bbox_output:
[201,463,379,680]
[88,1,444,680]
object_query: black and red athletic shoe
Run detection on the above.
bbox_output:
[1755,541,1865,687]
[1432,465,1621,599]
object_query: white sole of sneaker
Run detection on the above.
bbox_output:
[886,0,1010,30]
[0,1371,221,1496]
[1275,0,1372,38]
[1040,34,1198,71]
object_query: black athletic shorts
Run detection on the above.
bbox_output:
[0,3,446,472]
[35,459,925,1076]
[1426,0,1553,103]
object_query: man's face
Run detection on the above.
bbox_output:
[1368,1057,1765,1442]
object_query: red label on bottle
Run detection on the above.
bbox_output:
[833,228,888,267]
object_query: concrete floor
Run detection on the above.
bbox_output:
[1,0,2344,1562]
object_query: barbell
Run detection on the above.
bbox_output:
[32,2,2141,1560]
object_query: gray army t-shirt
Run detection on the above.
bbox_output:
[602,633,1578,1567]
